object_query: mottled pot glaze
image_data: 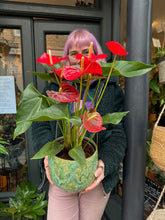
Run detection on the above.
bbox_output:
[48,137,98,192]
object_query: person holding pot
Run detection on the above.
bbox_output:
[32,29,127,220]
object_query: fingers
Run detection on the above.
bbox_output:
[95,166,104,180]
[95,159,104,180]
[81,160,105,193]
[44,156,49,169]
[44,156,54,185]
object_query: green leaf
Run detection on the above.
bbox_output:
[54,63,62,70]
[149,80,160,93]
[0,181,48,219]
[0,139,9,145]
[68,116,82,127]
[23,214,37,220]
[0,202,8,209]
[102,111,129,125]
[14,121,32,139]
[41,63,52,72]
[160,98,165,106]
[28,71,52,81]
[31,141,65,159]
[69,145,86,165]
[16,83,49,122]
[14,83,67,138]
[101,61,155,77]
[15,181,37,202]
[9,198,19,210]
[0,144,8,155]
[30,103,68,121]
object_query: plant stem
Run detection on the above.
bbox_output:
[81,74,91,114]
[77,76,83,115]
[57,120,67,146]
[83,133,96,149]
[67,120,72,148]
[53,69,60,85]
[78,127,87,146]
[95,54,117,111]
[91,78,101,109]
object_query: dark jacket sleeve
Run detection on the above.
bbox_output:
[97,81,127,181]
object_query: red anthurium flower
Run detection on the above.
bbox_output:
[54,67,64,79]
[36,53,67,66]
[76,53,107,61]
[83,60,102,75]
[106,41,128,56]
[83,109,106,133]
[63,62,102,81]
[46,82,79,103]
[63,66,82,81]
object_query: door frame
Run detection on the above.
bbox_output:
[0,16,38,200]
[0,0,121,53]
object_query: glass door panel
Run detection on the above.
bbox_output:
[46,34,68,57]
[0,28,28,192]
[34,19,100,92]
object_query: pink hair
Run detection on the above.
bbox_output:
[62,29,105,65]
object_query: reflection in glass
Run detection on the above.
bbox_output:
[0,29,28,192]
[46,34,68,57]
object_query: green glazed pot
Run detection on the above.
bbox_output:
[48,137,98,193]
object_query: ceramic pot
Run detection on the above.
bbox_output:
[48,137,98,192]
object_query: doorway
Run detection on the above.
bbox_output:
[0,16,104,201]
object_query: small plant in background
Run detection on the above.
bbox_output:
[0,137,8,155]
[149,48,165,126]
[152,48,165,65]
[0,181,48,220]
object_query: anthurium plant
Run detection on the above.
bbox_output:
[13,41,154,164]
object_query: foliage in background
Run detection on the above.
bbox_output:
[149,48,165,114]
[0,137,8,155]
[0,181,48,220]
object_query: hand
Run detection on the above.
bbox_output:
[44,156,54,185]
[81,159,105,193]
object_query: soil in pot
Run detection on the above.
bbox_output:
[56,139,95,160]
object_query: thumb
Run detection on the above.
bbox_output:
[95,168,102,178]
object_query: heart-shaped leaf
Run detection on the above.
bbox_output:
[69,145,86,165]
[68,116,82,127]
[102,111,129,125]
[28,71,52,81]
[31,141,65,159]
[101,61,155,77]
[14,83,68,138]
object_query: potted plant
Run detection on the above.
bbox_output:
[13,41,154,192]
[0,181,48,220]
